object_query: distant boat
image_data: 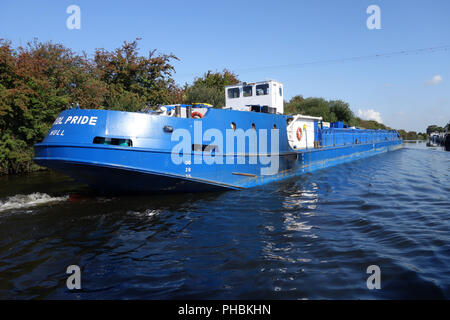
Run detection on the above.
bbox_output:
[444,130,450,151]
[427,133,441,147]
[34,80,402,193]
[427,131,449,150]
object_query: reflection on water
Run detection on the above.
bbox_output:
[0,141,449,299]
[281,183,317,232]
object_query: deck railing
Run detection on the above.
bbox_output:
[319,128,399,148]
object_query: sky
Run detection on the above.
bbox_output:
[1,0,449,132]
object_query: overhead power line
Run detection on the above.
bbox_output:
[177,44,450,78]
[235,45,450,73]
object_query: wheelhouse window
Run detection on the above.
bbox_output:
[279,87,282,96]
[228,87,240,99]
[256,84,269,96]
[243,85,253,97]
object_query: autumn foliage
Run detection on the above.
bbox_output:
[0,39,181,174]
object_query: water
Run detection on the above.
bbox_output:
[0,142,449,299]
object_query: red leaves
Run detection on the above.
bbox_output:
[0,37,186,174]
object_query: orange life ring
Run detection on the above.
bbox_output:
[191,111,203,119]
[296,127,303,141]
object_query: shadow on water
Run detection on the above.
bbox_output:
[0,170,85,198]
[0,169,226,214]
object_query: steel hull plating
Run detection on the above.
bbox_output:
[34,137,402,193]
[34,108,402,193]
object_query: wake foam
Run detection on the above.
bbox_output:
[127,209,161,218]
[0,193,68,212]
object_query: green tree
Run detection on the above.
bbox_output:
[417,132,428,140]
[284,95,304,114]
[185,70,239,107]
[397,129,407,140]
[0,38,181,175]
[353,117,389,130]
[329,100,355,125]
[426,125,444,135]
[285,96,359,125]
[406,131,418,140]
[94,40,180,109]
[0,39,86,173]
[285,97,338,122]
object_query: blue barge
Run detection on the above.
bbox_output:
[34,81,402,193]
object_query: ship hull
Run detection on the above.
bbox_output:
[34,158,232,193]
[34,138,402,193]
[34,108,403,193]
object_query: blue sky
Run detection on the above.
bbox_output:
[1,0,449,132]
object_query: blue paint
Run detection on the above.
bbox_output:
[34,108,402,193]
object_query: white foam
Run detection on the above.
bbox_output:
[0,193,68,212]
[127,209,160,218]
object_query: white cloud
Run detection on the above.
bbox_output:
[357,109,383,123]
[425,75,443,85]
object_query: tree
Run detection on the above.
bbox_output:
[329,100,355,125]
[426,125,444,135]
[0,39,88,174]
[406,131,418,140]
[285,97,361,125]
[284,95,304,114]
[285,97,337,122]
[185,70,239,107]
[353,117,389,130]
[397,129,407,140]
[0,38,181,175]
[94,40,180,109]
[417,132,428,140]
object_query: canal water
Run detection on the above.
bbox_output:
[0,142,449,299]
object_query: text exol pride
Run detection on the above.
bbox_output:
[53,115,98,126]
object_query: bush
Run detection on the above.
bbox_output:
[185,70,239,107]
[0,39,180,175]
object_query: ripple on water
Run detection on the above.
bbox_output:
[0,143,449,299]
